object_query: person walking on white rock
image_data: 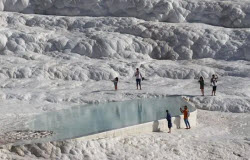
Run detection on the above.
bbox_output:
[166,110,172,133]
[198,76,205,96]
[134,68,143,90]
[211,74,218,96]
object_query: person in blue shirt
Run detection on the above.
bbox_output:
[166,110,172,133]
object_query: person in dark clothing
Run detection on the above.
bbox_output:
[166,110,172,133]
[112,77,119,90]
[198,76,205,96]
[134,68,143,90]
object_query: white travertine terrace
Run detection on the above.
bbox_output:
[0,0,249,159]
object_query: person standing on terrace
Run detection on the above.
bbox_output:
[166,110,172,133]
[134,68,143,90]
[180,106,191,129]
[211,74,218,96]
[112,77,119,90]
[198,76,205,96]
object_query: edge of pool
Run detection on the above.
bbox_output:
[76,96,197,141]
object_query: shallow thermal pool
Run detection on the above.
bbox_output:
[19,97,194,144]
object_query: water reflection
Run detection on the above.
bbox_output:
[27,97,194,143]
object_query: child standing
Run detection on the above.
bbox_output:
[198,76,205,96]
[112,77,119,90]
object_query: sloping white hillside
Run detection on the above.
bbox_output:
[1,0,250,28]
[0,0,249,159]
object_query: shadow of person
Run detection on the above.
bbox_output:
[174,116,181,129]
[152,120,160,132]
[91,89,127,93]
[91,90,114,93]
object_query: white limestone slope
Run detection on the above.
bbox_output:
[0,11,249,115]
[1,0,250,28]
[1,12,250,62]
[0,0,249,159]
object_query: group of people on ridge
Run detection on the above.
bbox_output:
[112,68,143,91]
[198,74,218,96]
[111,68,219,133]
[112,68,218,96]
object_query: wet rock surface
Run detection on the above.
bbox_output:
[0,130,53,145]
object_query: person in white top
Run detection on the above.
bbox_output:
[134,68,143,90]
[211,74,218,96]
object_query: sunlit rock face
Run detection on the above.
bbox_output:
[1,0,250,28]
[0,0,249,120]
[0,12,250,63]
[0,1,250,159]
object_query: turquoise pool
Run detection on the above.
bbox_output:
[20,97,194,144]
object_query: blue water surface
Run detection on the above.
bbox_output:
[24,97,194,144]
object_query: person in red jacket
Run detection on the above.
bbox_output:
[180,106,191,129]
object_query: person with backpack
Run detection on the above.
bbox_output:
[134,68,143,90]
[112,77,119,90]
[211,74,218,96]
[198,76,205,96]
[180,106,191,129]
[166,110,172,133]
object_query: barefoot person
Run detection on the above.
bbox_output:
[211,74,218,96]
[198,76,205,96]
[134,68,143,90]
[112,77,119,90]
[180,106,191,129]
[166,110,172,133]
